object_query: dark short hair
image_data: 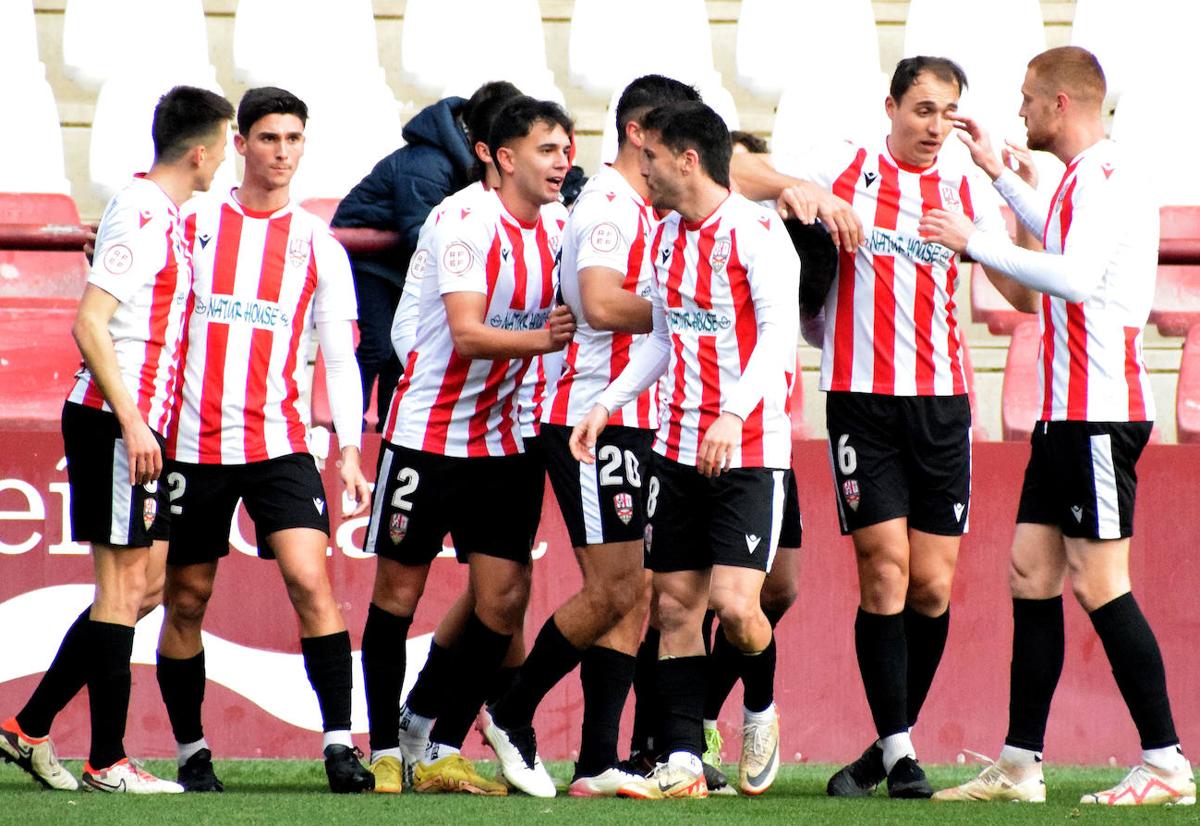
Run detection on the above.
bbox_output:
[730,130,769,154]
[614,74,701,147]
[487,96,574,175]
[462,81,523,181]
[889,56,968,102]
[641,101,732,189]
[152,85,234,163]
[237,86,308,138]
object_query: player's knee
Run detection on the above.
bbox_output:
[585,567,643,624]
[906,573,952,615]
[712,591,766,642]
[475,581,529,632]
[759,581,797,617]
[164,581,211,626]
[653,589,693,634]
[283,566,334,612]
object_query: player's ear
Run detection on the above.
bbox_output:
[495,145,516,176]
[234,132,248,157]
[625,120,643,149]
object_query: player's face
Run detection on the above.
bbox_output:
[885,71,960,169]
[195,126,228,192]
[500,121,572,206]
[1019,68,1057,152]
[238,113,306,191]
[640,130,684,211]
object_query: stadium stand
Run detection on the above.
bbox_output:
[598,81,741,165]
[0,0,42,77]
[1068,0,1144,107]
[1150,207,1200,336]
[299,198,341,225]
[62,0,213,92]
[1000,319,1042,441]
[770,72,888,161]
[0,72,71,195]
[1111,80,1200,208]
[1176,325,1200,443]
[0,306,80,429]
[0,194,87,307]
[233,0,381,88]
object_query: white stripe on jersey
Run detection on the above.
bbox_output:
[68,176,191,436]
[382,190,566,458]
[544,164,660,429]
[168,191,356,464]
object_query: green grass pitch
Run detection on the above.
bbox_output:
[1,760,1194,824]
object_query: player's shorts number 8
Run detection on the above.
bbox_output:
[837,433,857,476]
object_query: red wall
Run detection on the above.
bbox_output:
[1,432,1196,764]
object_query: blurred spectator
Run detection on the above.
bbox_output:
[730,129,769,155]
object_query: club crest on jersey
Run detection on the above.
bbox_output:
[389,513,409,545]
[939,182,962,212]
[643,524,652,554]
[710,238,731,272]
[613,492,634,525]
[287,239,309,270]
[842,479,861,512]
[142,498,157,531]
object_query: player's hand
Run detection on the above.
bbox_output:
[952,115,1004,180]
[545,304,576,351]
[338,446,371,517]
[777,183,862,253]
[119,415,162,485]
[82,226,97,266]
[1001,140,1039,188]
[697,412,742,478]
[570,404,610,464]
[918,208,976,254]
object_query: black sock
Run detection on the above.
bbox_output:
[493,617,582,730]
[486,666,519,709]
[405,640,453,719]
[656,656,706,758]
[703,626,742,720]
[156,650,206,745]
[428,613,511,749]
[17,607,91,738]
[576,646,635,777]
[763,605,789,628]
[630,626,660,757]
[301,631,353,732]
[1005,596,1065,752]
[85,620,135,769]
[361,603,412,753]
[1088,593,1179,749]
[739,634,777,713]
[854,608,908,739]
[701,609,716,655]
[904,606,949,727]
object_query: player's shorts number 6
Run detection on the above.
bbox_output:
[837,433,857,476]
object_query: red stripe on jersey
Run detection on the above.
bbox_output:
[384,351,418,436]
[81,379,105,408]
[279,255,317,454]
[914,174,942,394]
[1040,294,1056,419]
[958,177,976,222]
[1043,161,1080,242]
[197,205,244,462]
[468,358,511,454]
[726,230,763,465]
[661,228,690,461]
[535,218,554,309]
[497,363,525,455]
[830,148,867,391]
[693,221,721,458]
[1123,327,1147,421]
[136,223,179,426]
[1065,302,1089,419]
[485,233,503,303]
[548,340,579,423]
[1058,179,1078,251]
[503,221,526,309]
[871,161,901,394]
[242,213,292,462]
[424,351,472,454]
[693,221,718,309]
[948,178,974,394]
[165,213,200,447]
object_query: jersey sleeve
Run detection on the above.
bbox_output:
[311,227,358,324]
[88,199,170,303]
[571,192,641,274]
[433,211,491,297]
[965,169,1009,236]
[771,140,860,190]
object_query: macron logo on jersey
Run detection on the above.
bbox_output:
[863,171,878,188]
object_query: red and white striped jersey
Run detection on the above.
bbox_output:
[1029,141,1155,422]
[543,164,660,429]
[602,194,799,469]
[382,189,566,457]
[779,140,1005,396]
[168,191,357,464]
[68,175,191,436]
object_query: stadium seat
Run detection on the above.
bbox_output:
[1176,325,1200,444]
[598,80,741,165]
[88,70,237,203]
[737,0,880,102]
[1068,0,1147,107]
[62,0,212,91]
[0,72,70,195]
[233,0,380,88]
[1000,319,1041,441]
[299,199,341,225]
[1150,206,1200,336]
[0,0,42,77]
[968,207,1037,335]
[0,306,81,429]
[402,0,562,103]
[0,193,88,308]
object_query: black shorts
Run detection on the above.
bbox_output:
[825,392,971,536]
[780,468,803,548]
[62,402,170,548]
[165,453,330,565]
[1016,420,1151,540]
[542,423,653,548]
[644,455,787,573]
[364,442,541,565]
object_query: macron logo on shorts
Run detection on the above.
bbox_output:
[313,497,325,515]
[1071,505,1083,523]
[745,534,762,554]
[953,502,965,522]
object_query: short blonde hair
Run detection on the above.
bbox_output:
[1027,46,1106,107]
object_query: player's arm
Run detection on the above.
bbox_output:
[444,294,575,359]
[391,249,425,364]
[730,152,862,252]
[578,266,651,333]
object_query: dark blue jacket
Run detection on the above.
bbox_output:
[332,96,476,288]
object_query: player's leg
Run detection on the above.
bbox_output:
[626,573,660,769]
[903,530,957,732]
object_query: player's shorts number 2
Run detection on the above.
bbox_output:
[597,445,642,488]
[390,467,420,511]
